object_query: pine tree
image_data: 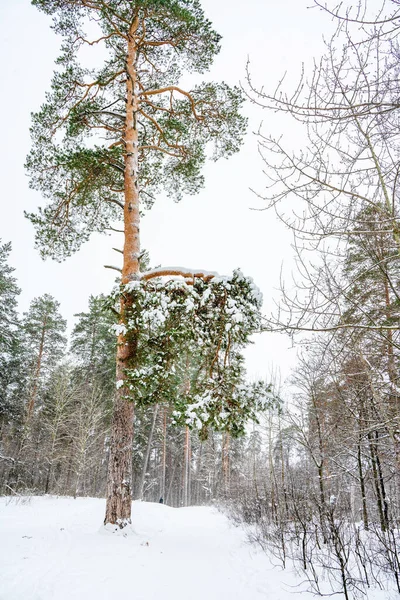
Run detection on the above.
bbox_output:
[28,0,247,526]
[23,294,67,420]
[0,241,24,424]
[71,294,116,395]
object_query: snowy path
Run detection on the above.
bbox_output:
[0,497,308,600]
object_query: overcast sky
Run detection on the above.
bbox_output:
[0,0,335,381]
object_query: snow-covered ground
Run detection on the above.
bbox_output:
[0,496,389,600]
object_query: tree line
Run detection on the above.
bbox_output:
[0,241,273,507]
[3,0,274,524]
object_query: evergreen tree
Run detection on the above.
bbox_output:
[28,0,248,526]
[343,205,400,327]
[71,294,116,395]
[23,294,67,420]
[0,241,24,424]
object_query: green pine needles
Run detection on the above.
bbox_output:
[26,0,246,260]
[109,269,274,438]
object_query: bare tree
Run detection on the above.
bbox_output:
[246,1,400,342]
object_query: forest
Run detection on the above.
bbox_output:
[2,0,400,598]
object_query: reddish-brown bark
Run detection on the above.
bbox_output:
[104,21,141,527]
[103,16,219,526]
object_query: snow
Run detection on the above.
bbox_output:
[0,497,307,600]
[110,323,128,336]
[140,266,220,280]
[0,496,389,600]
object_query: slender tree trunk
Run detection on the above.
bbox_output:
[183,426,190,506]
[167,462,177,507]
[161,407,167,500]
[104,22,141,527]
[45,464,52,495]
[252,426,259,500]
[222,432,230,496]
[368,430,387,531]
[65,441,74,495]
[374,430,389,528]
[268,411,277,522]
[45,433,58,495]
[137,404,159,500]
[195,441,203,504]
[357,432,369,530]
[27,319,46,420]
[278,418,289,518]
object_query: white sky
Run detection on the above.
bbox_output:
[0,0,334,381]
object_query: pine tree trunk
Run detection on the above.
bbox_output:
[166,461,177,506]
[195,441,203,504]
[161,407,167,500]
[137,404,159,500]
[183,426,190,506]
[27,319,46,420]
[104,24,141,527]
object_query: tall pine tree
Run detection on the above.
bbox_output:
[23,294,67,420]
[27,0,247,526]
